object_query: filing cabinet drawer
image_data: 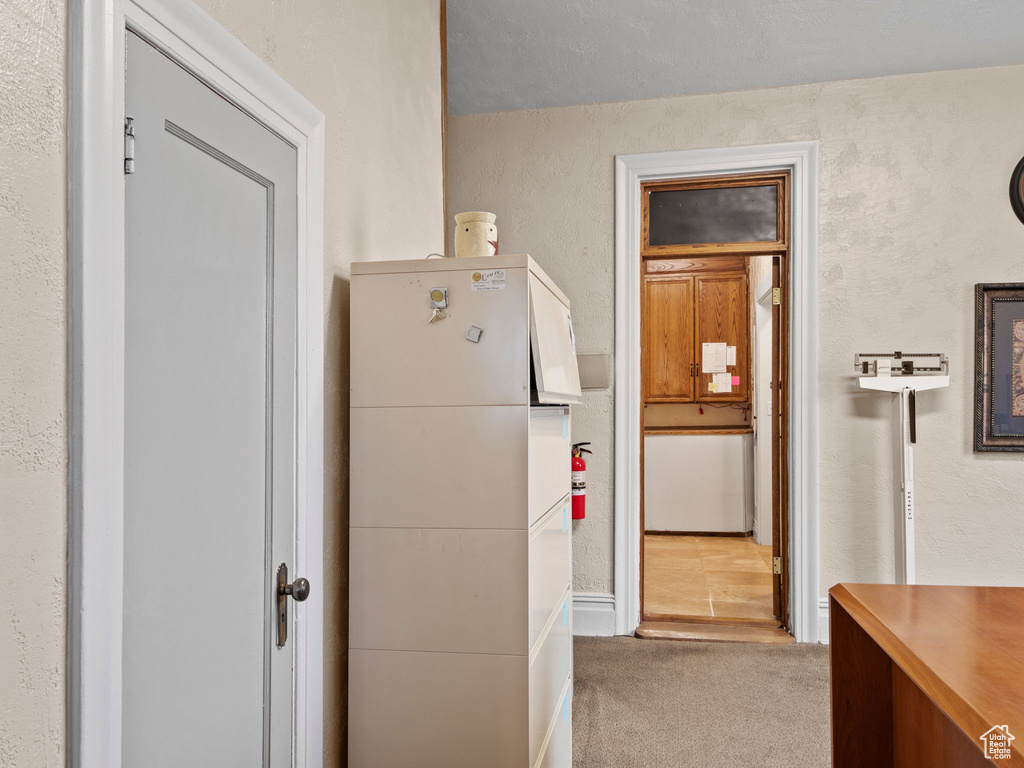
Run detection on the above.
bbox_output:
[351,405,528,530]
[350,648,529,768]
[528,499,571,652]
[528,588,572,767]
[537,678,572,768]
[528,407,570,525]
[350,527,528,655]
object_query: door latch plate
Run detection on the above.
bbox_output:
[277,563,289,648]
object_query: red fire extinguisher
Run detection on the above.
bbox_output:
[571,442,591,520]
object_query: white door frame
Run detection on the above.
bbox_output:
[613,142,820,642]
[68,1,325,765]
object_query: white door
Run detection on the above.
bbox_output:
[123,31,301,766]
[753,282,773,547]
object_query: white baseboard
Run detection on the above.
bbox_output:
[572,591,616,636]
[818,597,829,644]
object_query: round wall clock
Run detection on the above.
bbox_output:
[1011,155,1024,225]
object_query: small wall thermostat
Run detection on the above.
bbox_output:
[429,287,448,309]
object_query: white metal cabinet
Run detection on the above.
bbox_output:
[643,433,752,533]
[349,255,580,767]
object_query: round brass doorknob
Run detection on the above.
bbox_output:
[281,577,310,602]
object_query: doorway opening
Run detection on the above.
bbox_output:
[637,171,791,640]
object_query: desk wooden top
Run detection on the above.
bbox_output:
[830,583,1024,765]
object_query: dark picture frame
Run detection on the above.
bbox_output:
[975,283,1024,451]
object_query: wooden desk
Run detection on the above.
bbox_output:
[830,584,1024,768]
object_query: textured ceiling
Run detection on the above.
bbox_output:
[447,0,1024,115]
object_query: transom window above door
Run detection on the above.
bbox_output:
[642,172,789,255]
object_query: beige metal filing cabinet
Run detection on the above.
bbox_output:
[349,255,582,768]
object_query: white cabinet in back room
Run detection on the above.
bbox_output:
[349,254,582,768]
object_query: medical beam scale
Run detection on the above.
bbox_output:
[854,352,949,585]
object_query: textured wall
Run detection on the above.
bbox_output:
[448,65,1024,598]
[0,0,443,765]
[194,2,444,762]
[0,0,68,764]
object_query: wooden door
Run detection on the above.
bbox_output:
[695,273,748,402]
[771,257,789,624]
[642,276,695,402]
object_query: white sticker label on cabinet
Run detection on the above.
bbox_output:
[470,269,506,291]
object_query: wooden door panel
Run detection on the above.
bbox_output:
[695,274,748,402]
[771,259,782,617]
[643,277,695,402]
[772,257,790,627]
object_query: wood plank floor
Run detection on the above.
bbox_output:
[636,620,794,644]
[643,534,776,622]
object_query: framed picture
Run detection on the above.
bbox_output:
[975,283,1024,451]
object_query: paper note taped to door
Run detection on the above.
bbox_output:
[726,346,737,366]
[712,373,733,393]
[702,342,727,373]
[470,269,506,291]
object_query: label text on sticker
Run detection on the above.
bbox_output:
[470,269,506,291]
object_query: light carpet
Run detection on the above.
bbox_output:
[572,636,830,767]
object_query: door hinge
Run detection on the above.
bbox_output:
[772,287,781,305]
[773,556,783,575]
[124,116,135,175]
